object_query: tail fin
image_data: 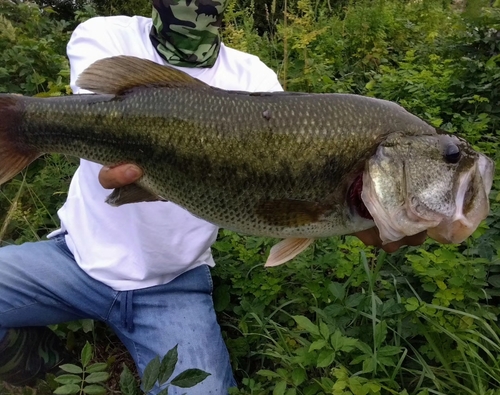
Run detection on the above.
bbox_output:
[0,94,40,185]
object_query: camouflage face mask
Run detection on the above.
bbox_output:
[150,0,227,68]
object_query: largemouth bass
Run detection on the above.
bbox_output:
[0,56,494,266]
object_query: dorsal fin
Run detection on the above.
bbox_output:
[76,55,208,95]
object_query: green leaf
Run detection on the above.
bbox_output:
[309,339,327,352]
[378,346,402,357]
[59,364,83,374]
[54,374,82,385]
[142,356,161,393]
[374,320,387,348]
[82,384,107,394]
[157,388,170,395]
[405,297,420,312]
[328,282,345,301]
[120,364,138,395]
[319,321,330,340]
[291,368,306,386]
[81,342,93,368]
[316,350,335,368]
[85,372,109,383]
[158,344,178,385]
[292,316,319,336]
[355,341,372,355]
[86,363,108,373]
[257,369,282,379]
[81,319,94,333]
[170,369,211,388]
[273,380,287,395]
[362,357,375,373]
[53,384,80,394]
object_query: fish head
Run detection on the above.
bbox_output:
[360,132,494,244]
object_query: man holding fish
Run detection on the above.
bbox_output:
[0,0,491,393]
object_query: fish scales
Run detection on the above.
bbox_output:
[15,87,432,237]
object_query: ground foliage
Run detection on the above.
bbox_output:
[0,0,500,394]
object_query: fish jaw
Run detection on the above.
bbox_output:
[362,146,495,245]
[427,153,494,243]
[361,169,441,244]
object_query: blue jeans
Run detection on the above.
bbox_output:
[0,235,236,394]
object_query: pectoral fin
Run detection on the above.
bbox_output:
[265,238,314,267]
[106,184,166,206]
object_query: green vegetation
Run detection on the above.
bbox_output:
[0,0,500,393]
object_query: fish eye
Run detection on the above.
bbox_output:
[444,144,461,163]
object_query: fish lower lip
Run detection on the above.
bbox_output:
[348,174,373,220]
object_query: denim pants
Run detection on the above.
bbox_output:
[0,235,236,394]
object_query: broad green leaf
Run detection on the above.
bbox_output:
[86,363,108,373]
[120,364,138,395]
[291,367,306,386]
[350,354,368,366]
[377,356,396,367]
[331,330,359,352]
[374,320,387,348]
[309,339,327,352]
[292,316,319,336]
[53,384,80,394]
[348,377,367,395]
[328,282,345,301]
[355,341,373,355]
[405,297,420,312]
[142,356,161,393]
[81,342,93,368]
[157,388,170,395]
[159,345,178,385]
[316,350,335,368]
[345,293,365,308]
[319,321,330,340]
[378,346,402,357]
[54,374,82,385]
[81,319,94,333]
[273,380,287,395]
[170,369,211,388]
[82,384,107,394]
[257,369,282,379]
[60,364,83,374]
[362,357,375,373]
[85,372,109,383]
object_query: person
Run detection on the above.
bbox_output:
[0,1,427,393]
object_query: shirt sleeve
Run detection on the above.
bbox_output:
[67,17,122,94]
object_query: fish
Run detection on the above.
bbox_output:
[0,56,494,266]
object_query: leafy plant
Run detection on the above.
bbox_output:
[53,342,109,395]
[119,345,210,395]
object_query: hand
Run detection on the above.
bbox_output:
[352,227,427,253]
[98,164,143,189]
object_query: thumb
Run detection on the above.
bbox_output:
[98,164,143,189]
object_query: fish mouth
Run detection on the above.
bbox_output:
[348,174,373,220]
[427,154,494,244]
[361,153,494,245]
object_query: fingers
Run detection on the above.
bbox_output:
[380,232,426,252]
[352,228,427,252]
[98,164,143,189]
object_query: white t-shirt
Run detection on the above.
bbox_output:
[50,15,283,291]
